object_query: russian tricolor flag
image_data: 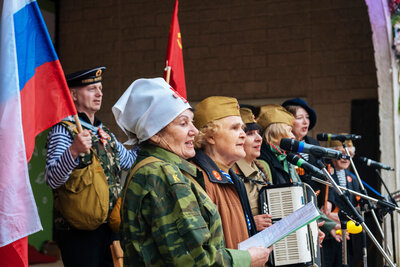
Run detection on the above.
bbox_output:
[0,0,76,265]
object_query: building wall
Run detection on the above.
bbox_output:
[365,0,400,260]
[58,0,377,140]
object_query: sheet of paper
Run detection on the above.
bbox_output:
[238,202,321,250]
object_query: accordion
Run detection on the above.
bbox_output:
[259,182,321,266]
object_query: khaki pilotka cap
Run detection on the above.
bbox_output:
[326,134,354,148]
[239,107,257,124]
[256,104,294,130]
[194,96,241,129]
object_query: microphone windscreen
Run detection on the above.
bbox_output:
[359,156,367,163]
[285,153,297,164]
[280,138,298,152]
[316,133,328,141]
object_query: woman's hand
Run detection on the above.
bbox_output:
[317,221,326,247]
[254,214,272,231]
[330,228,350,242]
[248,246,273,267]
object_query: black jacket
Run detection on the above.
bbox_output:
[328,169,360,211]
[259,142,292,185]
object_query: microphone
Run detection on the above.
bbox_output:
[280,138,350,160]
[317,133,362,142]
[359,157,395,171]
[286,153,326,180]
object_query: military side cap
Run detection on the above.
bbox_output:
[240,107,256,124]
[257,104,294,130]
[66,66,106,87]
[240,107,261,132]
[326,133,354,148]
[194,96,240,129]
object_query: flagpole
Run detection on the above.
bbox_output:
[74,114,83,133]
[164,61,171,84]
[73,114,90,154]
[73,114,84,133]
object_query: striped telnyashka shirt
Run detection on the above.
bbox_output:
[45,124,137,189]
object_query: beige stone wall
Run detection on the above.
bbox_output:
[58,0,378,140]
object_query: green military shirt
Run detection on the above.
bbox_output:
[232,159,271,216]
[121,144,251,266]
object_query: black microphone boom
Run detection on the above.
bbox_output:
[317,133,362,142]
[286,153,327,180]
[280,138,350,160]
[359,157,395,171]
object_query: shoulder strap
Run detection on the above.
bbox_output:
[60,120,79,136]
[121,156,162,216]
[126,157,162,186]
[181,171,208,196]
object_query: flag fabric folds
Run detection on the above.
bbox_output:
[0,0,76,265]
[0,237,28,267]
[164,0,187,99]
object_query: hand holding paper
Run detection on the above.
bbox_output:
[238,202,321,250]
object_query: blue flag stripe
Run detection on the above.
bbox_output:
[13,1,58,91]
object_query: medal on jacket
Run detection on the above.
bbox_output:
[98,127,111,147]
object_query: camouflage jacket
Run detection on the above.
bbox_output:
[120,144,251,266]
[53,120,121,230]
[61,120,121,211]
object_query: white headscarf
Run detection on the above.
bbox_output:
[112,78,191,145]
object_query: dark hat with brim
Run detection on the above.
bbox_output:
[282,97,317,130]
[66,66,106,88]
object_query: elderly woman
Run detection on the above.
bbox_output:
[257,105,300,185]
[282,98,322,193]
[191,96,260,249]
[257,105,336,252]
[231,108,273,232]
[113,79,270,266]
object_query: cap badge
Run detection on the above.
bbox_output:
[96,69,102,77]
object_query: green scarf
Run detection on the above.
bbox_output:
[269,143,289,173]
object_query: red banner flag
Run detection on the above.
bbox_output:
[164,0,187,99]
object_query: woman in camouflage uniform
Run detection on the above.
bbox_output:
[113,78,271,266]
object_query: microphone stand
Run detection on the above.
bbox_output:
[343,143,392,265]
[314,177,397,266]
[310,177,400,214]
[375,169,398,265]
[339,210,349,267]
[311,174,397,267]
[384,212,389,267]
